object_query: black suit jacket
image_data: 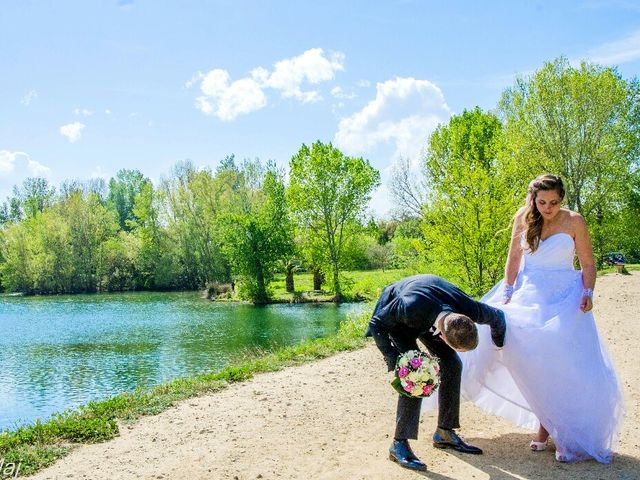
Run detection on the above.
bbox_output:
[365,274,506,371]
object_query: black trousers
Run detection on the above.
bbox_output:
[393,334,462,440]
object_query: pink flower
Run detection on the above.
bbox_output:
[403,381,415,392]
[410,357,423,368]
[398,367,410,378]
[422,384,434,396]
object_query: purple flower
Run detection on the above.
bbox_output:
[422,384,434,396]
[410,356,423,369]
[398,367,410,378]
[403,381,415,392]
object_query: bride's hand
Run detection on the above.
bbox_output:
[502,284,514,304]
[580,296,593,312]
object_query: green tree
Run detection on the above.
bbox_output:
[422,108,520,296]
[0,219,35,292]
[162,161,230,288]
[219,160,293,303]
[8,177,55,221]
[500,56,640,259]
[96,232,141,291]
[129,181,178,289]
[108,169,149,231]
[58,191,120,292]
[288,141,380,301]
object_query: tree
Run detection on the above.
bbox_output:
[500,57,640,259]
[58,191,120,292]
[8,177,55,221]
[422,108,521,296]
[389,156,426,218]
[129,181,178,289]
[161,161,229,288]
[219,160,293,303]
[108,169,149,231]
[288,141,380,301]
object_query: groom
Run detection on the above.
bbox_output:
[366,274,506,472]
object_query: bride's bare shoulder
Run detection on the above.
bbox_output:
[564,209,588,234]
[564,209,585,222]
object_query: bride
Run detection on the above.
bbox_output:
[457,174,624,463]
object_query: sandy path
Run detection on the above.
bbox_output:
[31,272,640,480]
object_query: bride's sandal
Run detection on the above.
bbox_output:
[530,440,548,452]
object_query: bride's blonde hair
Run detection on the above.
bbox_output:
[523,174,565,253]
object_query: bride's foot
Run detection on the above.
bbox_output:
[530,425,549,452]
[530,439,547,451]
[555,450,569,462]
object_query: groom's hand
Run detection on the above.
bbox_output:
[490,309,506,348]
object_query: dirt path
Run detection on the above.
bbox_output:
[30,272,640,479]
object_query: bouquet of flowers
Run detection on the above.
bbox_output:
[391,349,440,398]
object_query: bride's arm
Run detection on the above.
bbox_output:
[573,213,596,312]
[503,209,525,303]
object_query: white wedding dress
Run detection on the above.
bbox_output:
[429,233,624,463]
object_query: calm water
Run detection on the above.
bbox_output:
[0,291,367,430]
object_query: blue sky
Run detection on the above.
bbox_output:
[2,0,640,216]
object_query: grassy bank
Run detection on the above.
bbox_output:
[0,307,373,478]
[270,268,413,303]
[597,263,639,275]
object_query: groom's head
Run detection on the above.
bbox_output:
[440,313,479,352]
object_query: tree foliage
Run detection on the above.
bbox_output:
[422,108,521,296]
[500,57,640,259]
[288,141,380,300]
[219,159,294,303]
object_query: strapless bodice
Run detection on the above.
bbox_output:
[522,232,575,272]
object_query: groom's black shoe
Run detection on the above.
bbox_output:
[432,427,483,454]
[388,439,427,471]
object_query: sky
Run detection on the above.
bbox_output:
[2,0,640,217]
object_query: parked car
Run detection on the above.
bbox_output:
[603,252,626,266]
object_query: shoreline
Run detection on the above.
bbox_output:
[25,271,640,479]
[0,308,371,478]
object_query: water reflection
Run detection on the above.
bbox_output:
[0,292,366,429]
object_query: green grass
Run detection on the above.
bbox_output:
[0,307,374,478]
[597,263,639,276]
[270,268,414,303]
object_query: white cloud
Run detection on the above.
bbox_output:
[356,79,371,88]
[584,30,640,65]
[27,158,51,176]
[59,122,85,143]
[195,69,267,121]
[258,48,345,103]
[0,150,50,177]
[73,108,94,117]
[185,71,204,89]
[334,77,451,161]
[105,109,111,115]
[188,48,345,121]
[0,150,18,174]
[20,90,38,106]
[331,86,357,100]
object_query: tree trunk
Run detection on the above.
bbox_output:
[332,263,342,303]
[255,267,267,304]
[285,264,295,292]
[312,268,324,290]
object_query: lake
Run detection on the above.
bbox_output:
[0,291,367,430]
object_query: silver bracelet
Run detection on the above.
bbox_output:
[582,288,593,298]
[503,284,514,300]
